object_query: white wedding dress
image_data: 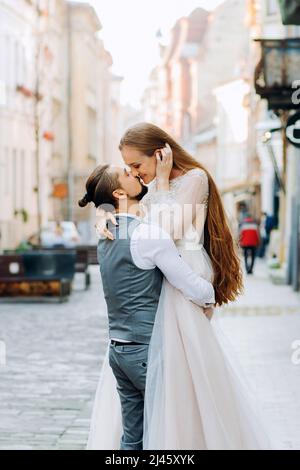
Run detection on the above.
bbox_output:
[87,168,271,450]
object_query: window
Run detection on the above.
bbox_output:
[3,148,10,196]
[5,36,11,87]
[0,35,5,83]
[266,0,279,16]
[88,107,97,160]
[20,150,25,208]
[19,45,26,85]
[0,149,5,197]
[14,40,18,88]
[0,80,5,106]
[12,149,17,209]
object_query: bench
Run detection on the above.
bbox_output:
[0,251,76,302]
[78,245,98,266]
[74,247,91,289]
[30,245,95,289]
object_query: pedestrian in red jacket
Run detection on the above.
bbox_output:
[239,216,260,274]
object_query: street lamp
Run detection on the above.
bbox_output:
[254,38,300,110]
[254,38,291,268]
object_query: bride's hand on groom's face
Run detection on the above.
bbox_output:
[95,208,117,240]
[155,143,173,191]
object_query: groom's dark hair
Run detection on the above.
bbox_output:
[78,164,120,210]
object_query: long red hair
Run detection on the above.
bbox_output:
[119,122,243,306]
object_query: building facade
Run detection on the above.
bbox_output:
[142,7,209,142]
[0,0,121,249]
[249,0,300,289]
[142,0,253,225]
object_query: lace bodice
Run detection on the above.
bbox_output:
[141,168,209,246]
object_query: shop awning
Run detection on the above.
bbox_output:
[278,0,300,25]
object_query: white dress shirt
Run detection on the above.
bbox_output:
[111,214,215,343]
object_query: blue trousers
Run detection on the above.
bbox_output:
[109,343,149,450]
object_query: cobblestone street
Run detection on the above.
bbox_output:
[0,269,108,450]
[0,260,299,450]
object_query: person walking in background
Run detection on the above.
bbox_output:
[265,212,276,242]
[258,212,268,258]
[239,216,260,274]
[258,212,276,258]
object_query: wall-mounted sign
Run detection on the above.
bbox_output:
[286,112,300,148]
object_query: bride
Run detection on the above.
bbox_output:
[87,122,271,450]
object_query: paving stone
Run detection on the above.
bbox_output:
[0,262,299,449]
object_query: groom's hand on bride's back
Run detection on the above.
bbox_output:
[203,307,214,321]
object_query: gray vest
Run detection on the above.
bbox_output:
[97,215,163,344]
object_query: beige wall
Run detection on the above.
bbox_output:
[0,0,122,248]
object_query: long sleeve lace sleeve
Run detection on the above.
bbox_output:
[142,168,209,243]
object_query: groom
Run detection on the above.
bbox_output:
[89,165,215,450]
